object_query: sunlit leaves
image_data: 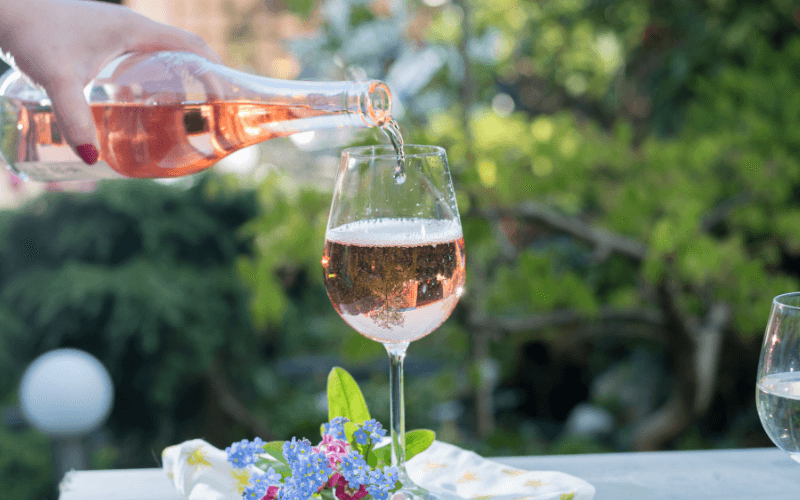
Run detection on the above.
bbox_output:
[427,6,463,44]
[477,158,497,187]
[237,174,330,328]
[490,250,598,314]
[442,24,800,339]
[469,109,530,153]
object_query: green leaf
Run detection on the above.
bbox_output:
[327,367,371,424]
[369,445,391,468]
[344,422,359,448]
[262,441,288,464]
[367,450,378,468]
[272,464,292,479]
[405,429,435,460]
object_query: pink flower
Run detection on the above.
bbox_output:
[321,434,349,453]
[332,474,368,500]
[260,486,280,500]
[314,434,350,468]
[326,472,344,489]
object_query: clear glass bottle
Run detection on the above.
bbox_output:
[0,51,392,181]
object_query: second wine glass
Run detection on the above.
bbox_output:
[757,292,800,463]
[322,145,465,500]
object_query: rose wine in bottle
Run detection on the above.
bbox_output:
[0,52,392,181]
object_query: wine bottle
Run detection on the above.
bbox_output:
[0,51,392,181]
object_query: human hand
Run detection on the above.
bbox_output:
[0,0,222,164]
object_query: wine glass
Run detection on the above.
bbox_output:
[322,145,465,499]
[756,292,800,463]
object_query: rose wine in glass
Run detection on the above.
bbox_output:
[323,145,465,500]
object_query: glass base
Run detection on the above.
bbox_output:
[391,471,437,500]
[391,486,436,500]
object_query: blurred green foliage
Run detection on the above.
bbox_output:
[0,178,265,498]
[0,424,51,500]
[439,0,800,336]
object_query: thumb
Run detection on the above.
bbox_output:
[47,82,100,165]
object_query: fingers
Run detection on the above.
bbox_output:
[46,81,100,165]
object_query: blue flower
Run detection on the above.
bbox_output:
[243,483,267,500]
[323,416,349,440]
[361,419,387,441]
[281,441,331,497]
[361,419,378,433]
[296,450,331,491]
[367,466,398,500]
[264,467,282,484]
[251,468,283,490]
[225,442,247,468]
[250,437,266,454]
[226,438,264,468]
[382,466,399,485]
[367,469,383,484]
[278,473,321,500]
[369,488,390,500]
[340,451,370,487]
[367,467,398,500]
[283,437,313,465]
[277,479,298,500]
[353,428,369,445]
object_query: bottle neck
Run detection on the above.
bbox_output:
[91,52,394,129]
[347,80,392,127]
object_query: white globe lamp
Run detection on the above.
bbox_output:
[19,348,114,437]
[18,348,114,478]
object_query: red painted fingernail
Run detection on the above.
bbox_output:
[76,144,99,165]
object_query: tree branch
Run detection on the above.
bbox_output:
[691,302,730,415]
[207,359,275,441]
[701,191,751,232]
[470,307,664,334]
[470,151,734,451]
[629,396,690,451]
[456,0,497,440]
[631,277,730,450]
[481,202,647,261]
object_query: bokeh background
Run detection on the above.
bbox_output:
[1,0,798,497]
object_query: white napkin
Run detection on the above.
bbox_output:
[162,439,595,500]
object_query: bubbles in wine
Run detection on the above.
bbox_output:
[326,218,462,246]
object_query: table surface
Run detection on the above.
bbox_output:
[496,447,800,499]
[58,447,800,500]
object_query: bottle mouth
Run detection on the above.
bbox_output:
[361,81,392,127]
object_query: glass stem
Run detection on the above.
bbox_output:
[386,341,410,476]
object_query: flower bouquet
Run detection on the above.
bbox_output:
[225,368,434,500]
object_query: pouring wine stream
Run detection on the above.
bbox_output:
[381,119,406,184]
